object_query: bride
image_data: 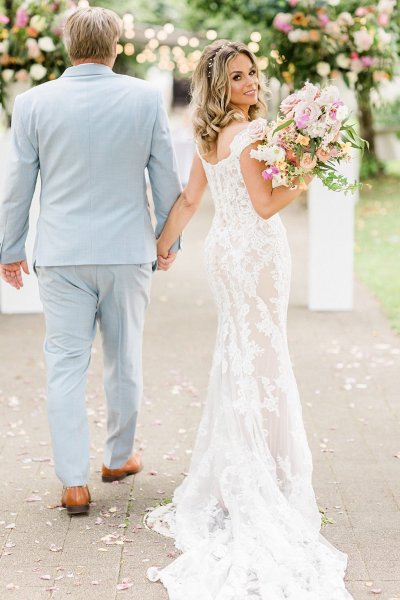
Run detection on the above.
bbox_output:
[147,40,353,599]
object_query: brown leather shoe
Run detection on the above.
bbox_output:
[61,485,91,515]
[101,453,143,482]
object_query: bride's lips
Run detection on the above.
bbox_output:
[244,89,257,96]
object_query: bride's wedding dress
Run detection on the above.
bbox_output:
[146,119,353,599]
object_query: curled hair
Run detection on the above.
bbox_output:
[191,40,269,155]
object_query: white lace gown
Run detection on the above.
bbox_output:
[145,119,353,600]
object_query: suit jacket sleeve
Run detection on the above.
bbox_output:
[0,94,39,264]
[147,90,182,253]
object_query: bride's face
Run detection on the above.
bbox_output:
[228,53,259,114]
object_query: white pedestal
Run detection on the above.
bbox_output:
[0,130,42,314]
[308,153,359,311]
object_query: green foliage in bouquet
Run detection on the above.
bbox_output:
[0,1,74,110]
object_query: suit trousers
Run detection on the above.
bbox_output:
[36,264,152,486]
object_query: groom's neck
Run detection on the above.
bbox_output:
[73,57,115,68]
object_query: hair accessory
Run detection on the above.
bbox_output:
[207,42,231,79]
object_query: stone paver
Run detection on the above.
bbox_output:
[0,195,399,600]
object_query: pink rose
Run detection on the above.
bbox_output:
[15,8,29,28]
[300,153,317,171]
[378,13,389,26]
[26,38,41,59]
[273,13,293,34]
[355,7,367,17]
[280,92,300,116]
[0,15,10,24]
[318,13,330,27]
[15,69,29,82]
[247,118,268,141]
[361,56,375,68]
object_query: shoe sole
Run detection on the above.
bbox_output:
[102,468,142,483]
[65,504,90,515]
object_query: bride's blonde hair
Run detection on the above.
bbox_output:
[191,40,269,155]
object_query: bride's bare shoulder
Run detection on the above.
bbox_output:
[219,121,249,143]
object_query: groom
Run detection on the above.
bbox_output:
[0,7,181,514]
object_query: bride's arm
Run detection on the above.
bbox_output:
[240,142,312,220]
[157,154,208,258]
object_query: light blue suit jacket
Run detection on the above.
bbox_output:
[0,63,182,267]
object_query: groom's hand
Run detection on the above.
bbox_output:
[0,260,30,289]
[157,251,177,271]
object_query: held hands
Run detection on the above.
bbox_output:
[0,260,30,289]
[157,239,177,271]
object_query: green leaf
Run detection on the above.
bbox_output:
[273,119,294,135]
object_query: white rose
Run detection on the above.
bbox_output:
[319,85,340,105]
[337,12,354,26]
[336,105,349,122]
[247,118,268,141]
[250,145,270,162]
[288,29,305,43]
[316,62,331,77]
[377,0,395,14]
[38,36,56,52]
[30,63,47,81]
[353,30,373,53]
[263,145,286,164]
[30,15,47,33]
[336,53,351,69]
[377,28,392,46]
[2,69,15,83]
[347,72,358,88]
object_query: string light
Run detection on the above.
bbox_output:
[189,37,199,48]
[124,43,135,56]
[157,30,168,41]
[148,39,159,49]
[164,23,174,34]
[257,57,269,70]
[78,0,89,7]
[177,36,188,46]
[123,13,134,25]
[144,28,155,39]
[248,42,259,53]
[250,32,262,43]
[116,44,123,55]
[206,30,218,40]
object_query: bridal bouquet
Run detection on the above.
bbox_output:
[250,82,367,193]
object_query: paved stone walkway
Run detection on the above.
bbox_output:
[0,196,399,600]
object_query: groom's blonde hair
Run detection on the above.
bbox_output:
[64,7,122,62]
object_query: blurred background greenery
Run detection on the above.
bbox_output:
[0,0,399,331]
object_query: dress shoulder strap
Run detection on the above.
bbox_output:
[229,118,268,158]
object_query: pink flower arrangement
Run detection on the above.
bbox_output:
[250,82,366,193]
[0,1,76,110]
[269,0,397,92]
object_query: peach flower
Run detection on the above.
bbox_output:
[300,153,317,171]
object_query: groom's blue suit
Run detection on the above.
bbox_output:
[0,63,182,486]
